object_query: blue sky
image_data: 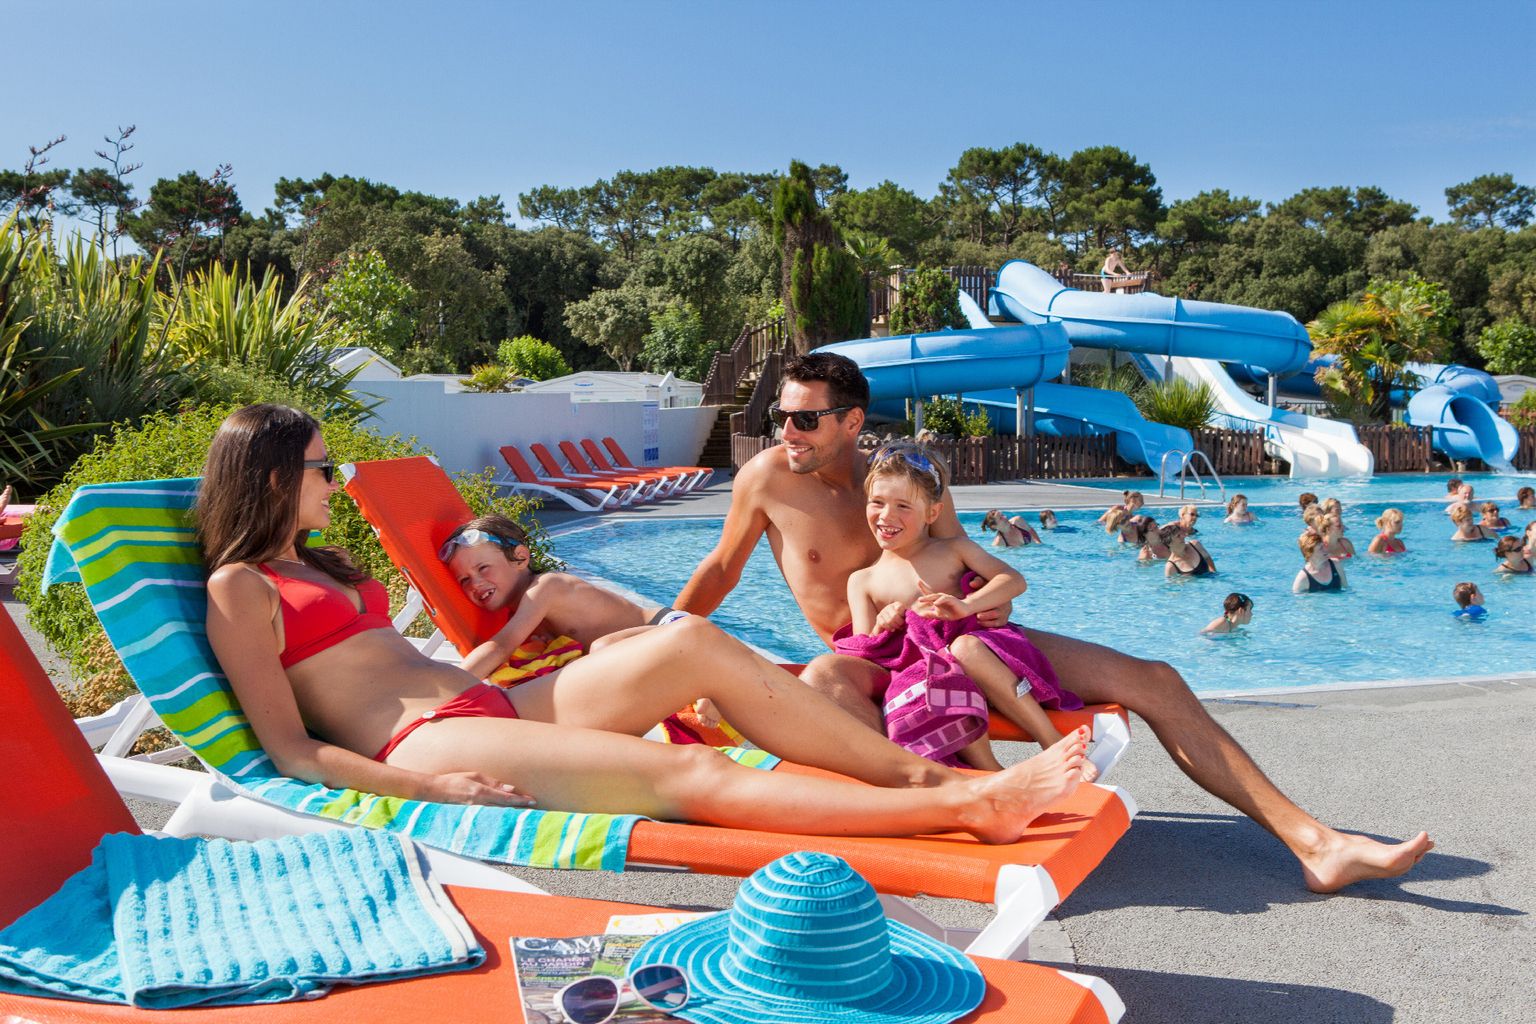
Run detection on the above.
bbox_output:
[7,0,1534,227]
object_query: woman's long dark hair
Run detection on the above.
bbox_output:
[197,404,365,584]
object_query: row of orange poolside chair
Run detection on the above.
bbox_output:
[497,435,713,511]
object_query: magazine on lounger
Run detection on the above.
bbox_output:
[511,912,709,1024]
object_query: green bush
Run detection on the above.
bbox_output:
[1505,389,1536,429]
[458,363,520,393]
[1133,379,1217,431]
[889,267,967,335]
[921,395,993,438]
[15,402,552,691]
[1476,318,1536,376]
[496,335,571,381]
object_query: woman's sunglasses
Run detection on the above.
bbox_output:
[768,404,854,432]
[303,460,336,484]
[556,964,688,1024]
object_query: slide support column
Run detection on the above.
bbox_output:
[1267,374,1279,409]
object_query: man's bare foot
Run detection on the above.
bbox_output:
[957,727,1090,843]
[1300,829,1434,893]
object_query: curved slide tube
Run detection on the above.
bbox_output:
[993,261,1371,478]
[991,260,1313,376]
[1232,358,1518,467]
[964,384,1193,472]
[817,322,1070,402]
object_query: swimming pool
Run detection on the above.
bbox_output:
[560,473,1536,695]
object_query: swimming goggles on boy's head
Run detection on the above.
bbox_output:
[870,443,944,496]
[768,404,854,432]
[556,964,688,1024]
[436,528,519,562]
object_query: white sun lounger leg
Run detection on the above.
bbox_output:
[1089,711,1132,782]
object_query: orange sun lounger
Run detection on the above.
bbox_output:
[0,603,1122,1023]
[341,455,1137,961]
[559,440,679,498]
[599,435,712,491]
[529,441,664,502]
[497,445,632,512]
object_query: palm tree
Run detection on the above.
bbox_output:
[1308,278,1454,423]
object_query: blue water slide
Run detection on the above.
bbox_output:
[965,383,1192,470]
[815,321,1071,404]
[990,260,1313,376]
[1232,357,1517,467]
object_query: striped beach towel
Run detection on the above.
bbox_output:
[42,478,637,872]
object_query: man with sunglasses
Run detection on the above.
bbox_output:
[675,352,1430,893]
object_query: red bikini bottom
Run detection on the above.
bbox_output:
[374,683,520,762]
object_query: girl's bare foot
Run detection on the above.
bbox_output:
[957,727,1091,843]
[1300,829,1434,893]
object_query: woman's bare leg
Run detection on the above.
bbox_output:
[950,634,1066,747]
[510,616,956,788]
[1022,626,1433,891]
[384,716,1092,843]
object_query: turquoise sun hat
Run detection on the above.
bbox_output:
[630,851,985,1024]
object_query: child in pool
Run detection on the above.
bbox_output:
[981,509,1041,547]
[1294,529,1346,593]
[1297,492,1319,517]
[1322,513,1355,559]
[1039,509,1060,531]
[1493,536,1533,574]
[1163,522,1217,577]
[1444,477,1463,501]
[440,515,720,723]
[1128,515,1168,561]
[1224,494,1256,524]
[1479,502,1510,532]
[1103,506,1133,537]
[1202,592,1254,634]
[844,445,1081,767]
[1320,496,1343,519]
[1369,508,1407,555]
[1451,581,1486,619]
[1450,502,1497,542]
[1517,486,1535,510]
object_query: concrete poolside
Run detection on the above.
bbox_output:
[9,470,1533,1023]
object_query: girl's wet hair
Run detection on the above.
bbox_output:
[865,442,948,502]
[1375,508,1404,530]
[1226,493,1248,514]
[1453,581,1478,607]
[1518,486,1534,503]
[1449,502,1473,523]
[1122,490,1145,507]
[1104,506,1131,533]
[1223,592,1253,615]
[1157,522,1185,546]
[1298,528,1324,556]
[1125,514,1155,543]
[1446,477,1463,494]
[1320,497,1341,516]
[1298,492,1318,509]
[1495,535,1524,558]
[982,509,1005,530]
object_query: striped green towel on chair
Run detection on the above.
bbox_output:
[43,478,637,871]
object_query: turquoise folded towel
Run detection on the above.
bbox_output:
[0,830,483,1008]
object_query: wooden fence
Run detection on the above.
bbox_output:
[1514,426,1536,471]
[727,351,783,440]
[870,264,1160,323]
[1356,424,1434,473]
[732,433,1118,481]
[1189,428,1267,476]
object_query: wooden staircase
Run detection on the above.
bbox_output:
[698,376,756,468]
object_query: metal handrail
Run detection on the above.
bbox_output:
[1158,448,1227,503]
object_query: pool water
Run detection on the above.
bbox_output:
[561,473,1536,695]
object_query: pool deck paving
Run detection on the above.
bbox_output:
[9,468,1532,1023]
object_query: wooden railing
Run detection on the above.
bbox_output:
[727,350,783,440]
[1189,428,1268,476]
[702,316,787,406]
[1356,424,1434,473]
[732,432,1117,481]
[1056,270,1157,295]
[1513,426,1536,471]
[870,263,1161,323]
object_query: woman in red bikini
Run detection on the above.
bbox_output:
[200,405,1093,842]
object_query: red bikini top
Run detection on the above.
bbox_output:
[259,563,393,668]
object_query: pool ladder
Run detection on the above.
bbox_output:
[1158,449,1226,503]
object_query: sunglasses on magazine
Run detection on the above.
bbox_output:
[556,964,689,1024]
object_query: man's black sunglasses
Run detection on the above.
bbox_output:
[303,459,336,484]
[768,404,854,432]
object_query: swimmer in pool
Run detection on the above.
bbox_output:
[1293,529,1346,593]
[1451,581,1486,618]
[1039,509,1059,531]
[1097,489,1144,525]
[1163,523,1217,577]
[981,509,1042,547]
[1446,483,1475,516]
[1127,515,1168,561]
[1202,592,1254,634]
[1368,508,1407,555]
[1179,504,1202,537]
[1450,502,1497,542]
[1479,502,1510,532]
[1493,536,1533,574]
[1297,492,1318,517]
[1524,521,1536,560]
[1322,513,1355,559]
[1517,486,1535,510]
[1224,494,1256,524]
